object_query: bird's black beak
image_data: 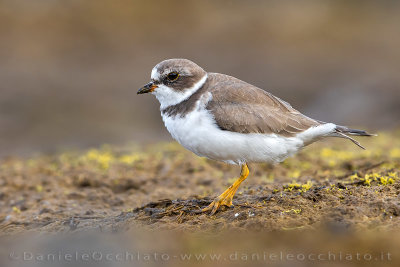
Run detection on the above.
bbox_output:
[137,82,158,94]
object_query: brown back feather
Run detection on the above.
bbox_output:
[206,73,320,137]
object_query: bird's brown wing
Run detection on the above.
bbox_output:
[205,73,320,137]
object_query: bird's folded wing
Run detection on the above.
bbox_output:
[205,75,320,137]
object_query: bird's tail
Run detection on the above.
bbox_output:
[332,125,376,150]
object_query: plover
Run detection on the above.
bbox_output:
[138,58,374,214]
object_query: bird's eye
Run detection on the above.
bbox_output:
[166,72,179,81]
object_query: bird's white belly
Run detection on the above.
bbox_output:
[162,107,306,165]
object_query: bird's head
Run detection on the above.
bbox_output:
[138,59,207,108]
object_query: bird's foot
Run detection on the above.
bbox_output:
[200,164,249,215]
[201,190,235,215]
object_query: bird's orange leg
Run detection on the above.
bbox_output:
[202,163,249,215]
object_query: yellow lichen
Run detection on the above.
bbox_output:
[119,154,141,165]
[284,181,312,193]
[349,173,358,182]
[362,175,372,186]
[81,148,115,169]
[283,208,302,214]
[12,206,21,213]
[36,185,43,192]
[390,148,400,159]
[288,170,301,179]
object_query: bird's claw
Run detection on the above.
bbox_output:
[201,195,234,215]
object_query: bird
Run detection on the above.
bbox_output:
[137,58,374,215]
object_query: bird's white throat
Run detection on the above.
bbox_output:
[152,74,208,109]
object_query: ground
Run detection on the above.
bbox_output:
[0,131,399,234]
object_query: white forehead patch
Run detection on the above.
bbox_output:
[151,66,160,81]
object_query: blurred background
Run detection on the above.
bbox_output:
[0,0,399,156]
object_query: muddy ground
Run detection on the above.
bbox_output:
[0,132,400,266]
[0,131,399,234]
